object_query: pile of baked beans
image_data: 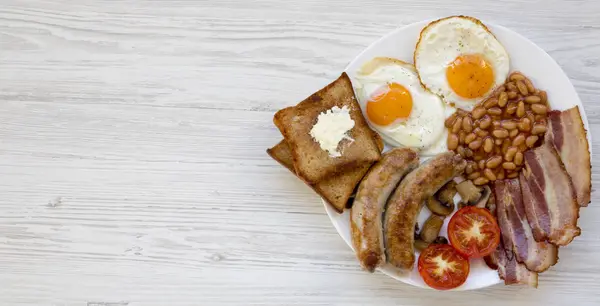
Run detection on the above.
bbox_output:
[446,72,549,185]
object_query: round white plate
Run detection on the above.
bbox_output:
[324,18,591,290]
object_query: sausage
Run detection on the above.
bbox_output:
[350,148,419,272]
[384,152,466,271]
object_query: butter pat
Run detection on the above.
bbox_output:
[309,106,355,157]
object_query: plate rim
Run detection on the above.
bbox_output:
[323,17,592,291]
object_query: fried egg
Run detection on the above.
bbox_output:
[352,57,452,155]
[415,16,509,110]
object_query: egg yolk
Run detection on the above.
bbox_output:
[366,83,413,126]
[446,54,494,99]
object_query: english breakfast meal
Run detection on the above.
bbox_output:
[267,16,591,290]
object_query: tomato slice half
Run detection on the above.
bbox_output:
[418,244,470,290]
[448,206,501,258]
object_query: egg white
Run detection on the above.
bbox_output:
[352,57,452,155]
[415,16,510,111]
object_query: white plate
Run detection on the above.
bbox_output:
[324,18,591,291]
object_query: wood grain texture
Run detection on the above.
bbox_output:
[0,0,599,305]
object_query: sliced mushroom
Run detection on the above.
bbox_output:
[420,214,445,243]
[426,197,454,216]
[436,181,457,205]
[486,190,497,215]
[474,186,492,208]
[456,180,482,204]
[414,239,430,252]
[433,236,448,245]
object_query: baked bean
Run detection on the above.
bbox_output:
[506,82,517,92]
[502,139,511,154]
[514,152,524,166]
[468,139,482,150]
[466,161,476,174]
[457,145,466,157]
[464,148,474,158]
[532,124,547,135]
[539,91,548,104]
[518,143,528,152]
[492,129,509,138]
[505,147,517,161]
[512,134,526,146]
[472,107,486,119]
[479,116,492,129]
[486,156,503,169]
[468,172,481,180]
[462,116,473,132]
[506,102,517,115]
[503,162,517,170]
[524,79,535,93]
[496,169,505,180]
[479,159,486,170]
[517,101,525,117]
[447,72,548,183]
[465,133,477,144]
[501,120,517,130]
[498,92,508,107]
[509,73,525,81]
[447,133,459,150]
[524,95,541,104]
[484,98,498,109]
[474,127,488,137]
[516,80,529,95]
[526,135,539,148]
[483,137,494,153]
[484,168,497,181]
[473,177,490,186]
[527,112,536,126]
[517,118,531,132]
[487,107,502,116]
[536,116,547,124]
[452,117,463,133]
[531,104,548,115]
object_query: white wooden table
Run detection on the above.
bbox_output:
[1,1,599,305]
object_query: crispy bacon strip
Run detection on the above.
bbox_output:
[521,142,581,246]
[490,241,539,287]
[494,179,558,272]
[545,106,591,207]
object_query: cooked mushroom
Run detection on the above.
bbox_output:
[420,214,445,243]
[456,180,482,204]
[426,196,454,216]
[486,190,497,215]
[433,236,448,245]
[414,239,430,252]
[436,181,457,205]
[474,186,492,208]
[414,223,420,239]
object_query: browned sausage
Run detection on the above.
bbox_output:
[350,148,419,272]
[384,152,466,271]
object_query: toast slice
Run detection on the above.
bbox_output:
[267,140,376,213]
[273,72,381,183]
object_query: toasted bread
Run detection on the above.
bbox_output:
[273,72,381,183]
[267,140,374,213]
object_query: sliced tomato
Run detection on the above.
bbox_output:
[448,206,501,258]
[418,244,470,290]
